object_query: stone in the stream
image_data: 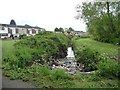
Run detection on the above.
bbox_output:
[51,47,88,74]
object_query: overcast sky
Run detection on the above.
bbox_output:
[0,0,87,31]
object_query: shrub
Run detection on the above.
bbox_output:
[97,58,120,78]
[3,55,18,69]
[75,47,101,71]
[19,34,27,39]
[14,32,69,66]
[14,46,33,68]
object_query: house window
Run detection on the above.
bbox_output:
[1,33,8,36]
[8,28,12,34]
[16,28,19,34]
[32,29,36,34]
[27,29,29,34]
[2,27,4,30]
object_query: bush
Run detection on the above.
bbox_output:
[3,55,18,69]
[97,58,120,78]
[19,34,27,39]
[75,46,101,71]
[14,46,33,68]
[14,32,69,66]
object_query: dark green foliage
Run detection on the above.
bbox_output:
[4,32,69,68]
[69,27,74,31]
[54,27,64,33]
[77,35,90,38]
[72,37,119,78]
[76,2,120,45]
[19,34,27,39]
[97,58,120,78]
[14,46,33,68]
[2,39,119,88]
[3,55,18,70]
[75,46,101,71]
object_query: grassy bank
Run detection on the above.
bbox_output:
[2,38,119,88]
[72,37,119,80]
[73,38,119,58]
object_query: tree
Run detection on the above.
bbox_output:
[69,27,74,31]
[54,27,59,32]
[75,1,120,44]
[59,27,64,33]
[54,27,64,33]
[10,19,16,25]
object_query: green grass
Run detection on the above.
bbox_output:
[2,40,119,88]
[1,40,16,68]
[2,40,16,58]
[4,65,118,88]
[73,38,118,56]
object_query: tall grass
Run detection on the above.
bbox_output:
[73,38,118,56]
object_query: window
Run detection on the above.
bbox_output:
[2,27,5,30]
[1,33,8,36]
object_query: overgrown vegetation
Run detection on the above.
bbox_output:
[3,32,69,69]
[76,2,120,45]
[74,46,101,72]
[97,58,120,78]
[2,64,119,88]
[2,36,118,88]
[72,37,120,79]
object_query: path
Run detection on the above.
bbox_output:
[2,76,37,88]
[1,69,38,89]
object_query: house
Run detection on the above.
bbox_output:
[0,23,44,39]
[71,31,88,36]
[64,29,88,36]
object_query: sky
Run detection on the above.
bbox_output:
[0,0,87,31]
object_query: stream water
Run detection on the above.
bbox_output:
[51,47,95,74]
[51,47,77,74]
[66,47,75,59]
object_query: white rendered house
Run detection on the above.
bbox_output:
[0,23,43,39]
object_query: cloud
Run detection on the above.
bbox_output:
[0,0,86,31]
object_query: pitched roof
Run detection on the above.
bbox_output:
[0,23,43,29]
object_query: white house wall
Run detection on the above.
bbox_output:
[9,27,16,34]
[29,30,32,34]
[35,29,39,34]
[0,27,8,33]
[22,28,27,34]
[18,28,27,35]
[0,24,43,38]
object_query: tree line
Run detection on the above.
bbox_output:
[76,1,120,45]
